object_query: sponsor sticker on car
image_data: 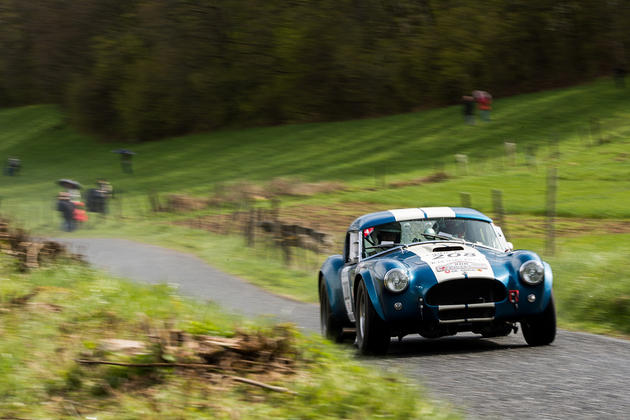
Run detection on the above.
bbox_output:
[411,246,494,282]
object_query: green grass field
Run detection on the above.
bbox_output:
[1,78,629,217]
[1,77,630,335]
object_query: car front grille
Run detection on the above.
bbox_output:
[438,303,496,322]
[425,278,507,306]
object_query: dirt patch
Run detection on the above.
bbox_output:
[166,194,209,212]
[388,171,450,189]
[267,178,346,197]
[505,215,630,238]
[175,202,383,250]
[270,202,383,234]
[162,179,348,213]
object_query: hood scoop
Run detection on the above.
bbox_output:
[432,245,464,252]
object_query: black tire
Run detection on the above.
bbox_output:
[521,293,557,346]
[355,280,390,355]
[319,280,344,343]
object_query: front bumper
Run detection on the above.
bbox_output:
[379,278,549,326]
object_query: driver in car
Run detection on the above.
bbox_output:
[378,229,400,245]
[440,219,466,239]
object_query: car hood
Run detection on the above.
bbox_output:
[404,242,498,281]
[370,242,529,286]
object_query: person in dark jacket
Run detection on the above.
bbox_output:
[56,192,76,232]
[462,95,475,124]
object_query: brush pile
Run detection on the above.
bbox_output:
[0,219,68,270]
[79,325,299,394]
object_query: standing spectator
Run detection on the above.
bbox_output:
[56,192,76,232]
[473,90,492,121]
[462,95,475,124]
[5,157,21,176]
[113,149,136,174]
[97,178,113,199]
[87,179,113,214]
[121,152,133,173]
[72,200,88,226]
[66,186,81,201]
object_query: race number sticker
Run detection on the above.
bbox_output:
[410,245,494,282]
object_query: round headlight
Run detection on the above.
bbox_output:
[519,260,544,285]
[384,268,409,293]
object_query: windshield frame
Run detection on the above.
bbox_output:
[360,217,505,259]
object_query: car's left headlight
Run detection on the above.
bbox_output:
[384,268,409,293]
[519,260,544,285]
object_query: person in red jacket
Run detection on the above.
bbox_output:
[473,90,492,121]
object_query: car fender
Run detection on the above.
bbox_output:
[355,270,386,321]
[541,261,554,309]
[319,255,349,322]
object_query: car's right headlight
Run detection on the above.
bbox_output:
[384,268,409,293]
[519,260,544,286]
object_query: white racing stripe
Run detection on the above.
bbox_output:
[389,208,426,221]
[409,244,495,282]
[420,207,456,218]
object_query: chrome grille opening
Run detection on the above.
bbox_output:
[438,304,495,321]
[425,278,506,306]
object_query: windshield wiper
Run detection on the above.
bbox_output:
[364,243,405,250]
[418,234,497,251]
[421,232,464,242]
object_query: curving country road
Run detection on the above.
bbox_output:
[60,238,630,420]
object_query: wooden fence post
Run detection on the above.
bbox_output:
[460,192,471,208]
[117,194,123,220]
[374,167,386,188]
[492,189,508,237]
[246,207,255,247]
[504,142,517,168]
[545,167,557,256]
[525,144,537,170]
[590,118,602,145]
[455,154,468,176]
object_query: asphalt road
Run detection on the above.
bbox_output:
[60,238,630,420]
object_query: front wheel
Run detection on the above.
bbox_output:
[320,281,343,342]
[355,280,390,355]
[521,293,556,346]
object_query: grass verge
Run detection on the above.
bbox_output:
[0,255,457,419]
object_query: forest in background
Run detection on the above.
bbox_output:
[0,0,628,141]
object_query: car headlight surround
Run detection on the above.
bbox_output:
[519,260,544,286]
[384,268,409,293]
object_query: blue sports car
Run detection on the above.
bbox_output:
[318,207,556,354]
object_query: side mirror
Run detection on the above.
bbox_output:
[505,242,514,252]
[348,231,360,264]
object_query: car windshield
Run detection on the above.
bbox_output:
[362,218,502,257]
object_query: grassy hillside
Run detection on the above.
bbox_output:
[1,78,629,218]
[1,78,630,335]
